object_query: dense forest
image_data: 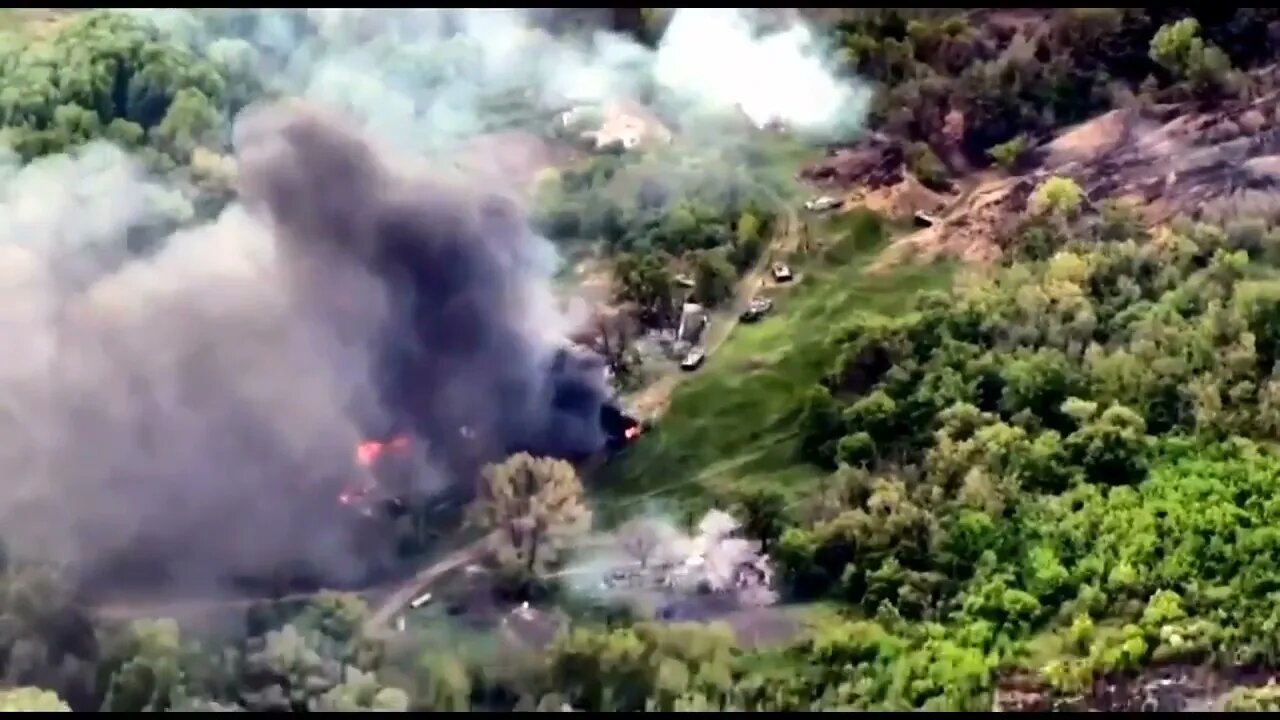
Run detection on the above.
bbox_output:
[6,6,1280,713]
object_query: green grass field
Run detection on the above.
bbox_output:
[595,210,954,523]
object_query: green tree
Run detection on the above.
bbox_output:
[1063,401,1150,485]
[1149,18,1234,95]
[149,87,221,164]
[0,11,232,163]
[468,453,591,586]
[613,252,675,326]
[236,624,342,712]
[312,668,409,711]
[1224,684,1280,712]
[0,560,101,708]
[692,248,737,307]
[100,618,184,712]
[546,622,739,712]
[798,385,844,467]
[731,210,765,271]
[731,487,788,551]
[409,655,472,711]
[737,211,762,247]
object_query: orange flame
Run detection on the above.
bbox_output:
[342,434,411,509]
[355,434,412,466]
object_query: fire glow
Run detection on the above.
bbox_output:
[340,434,412,507]
[355,434,411,466]
[624,425,641,441]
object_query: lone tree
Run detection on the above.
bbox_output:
[469,453,591,586]
[617,517,677,569]
[732,487,788,552]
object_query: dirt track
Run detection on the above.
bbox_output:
[626,205,802,421]
[364,539,488,629]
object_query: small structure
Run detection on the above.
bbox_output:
[676,302,709,345]
[771,262,793,283]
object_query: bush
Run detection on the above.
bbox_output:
[987,135,1029,171]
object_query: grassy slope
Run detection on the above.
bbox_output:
[596,210,954,523]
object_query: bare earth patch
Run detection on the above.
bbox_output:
[818,68,1280,272]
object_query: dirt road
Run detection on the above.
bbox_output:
[626,206,803,421]
[364,539,489,629]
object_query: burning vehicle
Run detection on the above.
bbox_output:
[338,355,643,519]
[5,102,657,600]
[246,104,652,530]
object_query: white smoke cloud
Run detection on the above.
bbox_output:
[141,8,869,154]
[654,9,868,133]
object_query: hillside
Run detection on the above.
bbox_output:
[600,211,953,517]
[805,69,1280,268]
[596,7,1280,713]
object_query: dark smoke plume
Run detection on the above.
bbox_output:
[0,101,613,595]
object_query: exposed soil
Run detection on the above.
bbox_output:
[808,67,1280,268]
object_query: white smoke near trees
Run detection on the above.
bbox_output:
[654,9,867,133]
[140,8,869,153]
